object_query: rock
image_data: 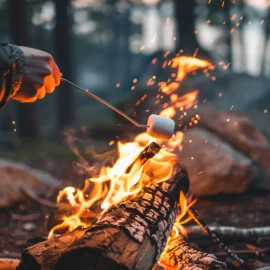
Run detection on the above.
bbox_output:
[23,223,37,231]
[244,259,270,270]
[178,128,258,196]
[199,111,270,178]
[0,159,60,208]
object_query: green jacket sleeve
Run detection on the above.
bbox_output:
[0,43,24,108]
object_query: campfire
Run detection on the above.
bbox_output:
[15,56,239,270]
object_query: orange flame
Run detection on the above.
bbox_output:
[158,191,197,269]
[49,56,213,238]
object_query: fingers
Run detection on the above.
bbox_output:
[37,86,46,99]
[12,47,62,103]
[44,74,56,94]
[52,61,62,86]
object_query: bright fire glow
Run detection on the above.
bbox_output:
[49,56,214,239]
[158,191,197,269]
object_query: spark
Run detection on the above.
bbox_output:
[108,140,115,146]
[230,105,234,111]
[231,14,237,21]
[193,48,199,57]
[151,58,158,64]
[163,51,170,58]
[116,83,120,88]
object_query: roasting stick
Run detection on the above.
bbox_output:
[61,78,175,140]
[61,78,147,129]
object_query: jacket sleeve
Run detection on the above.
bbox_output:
[0,43,24,108]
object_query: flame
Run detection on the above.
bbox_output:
[173,191,197,238]
[49,56,214,238]
[171,56,214,81]
[158,191,197,269]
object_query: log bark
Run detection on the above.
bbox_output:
[156,234,227,270]
[18,163,189,270]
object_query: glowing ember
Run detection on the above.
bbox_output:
[49,56,214,239]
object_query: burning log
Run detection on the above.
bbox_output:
[18,149,189,270]
[54,163,189,270]
[0,258,20,269]
[156,234,227,270]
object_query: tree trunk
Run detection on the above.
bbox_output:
[54,0,74,128]
[9,0,38,138]
[173,0,200,55]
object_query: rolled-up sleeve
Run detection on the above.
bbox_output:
[0,43,24,108]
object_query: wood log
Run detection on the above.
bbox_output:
[185,225,270,240]
[0,258,20,270]
[156,234,227,270]
[17,163,189,270]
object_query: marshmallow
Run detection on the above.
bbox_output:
[147,114,175,141]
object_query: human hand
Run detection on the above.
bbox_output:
[12,46,62,102]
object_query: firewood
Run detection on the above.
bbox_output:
[17,228,88,270]
[0,258,20,269]
[187,208,244,267]
[185,226,270,240]
[17,163,189,270]
[157,234,227,270]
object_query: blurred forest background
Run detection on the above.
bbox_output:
[0,0,270,149]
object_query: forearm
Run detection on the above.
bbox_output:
[0,43,24,108]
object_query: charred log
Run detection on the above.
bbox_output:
[17,163,189,270]
[157,234,227,270]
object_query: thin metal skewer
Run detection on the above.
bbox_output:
[61,78,148,129]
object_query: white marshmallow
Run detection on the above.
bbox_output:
[147,114,175,141]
